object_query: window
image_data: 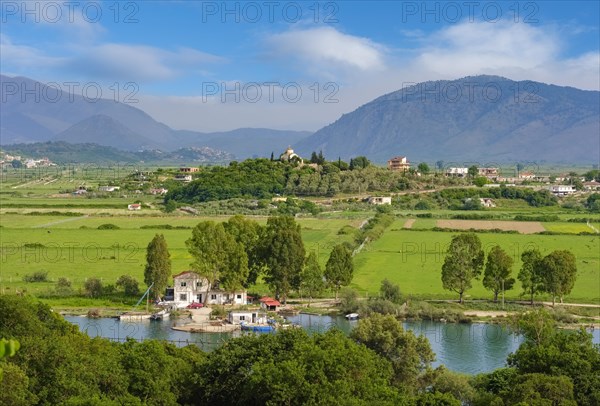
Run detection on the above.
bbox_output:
[237,294,242,299]
[196,281,202,287]
[180,282,187,287]
[179,294,187,301]
[211,294,217,300]
[239,316,245,321]
[196,294,202,302]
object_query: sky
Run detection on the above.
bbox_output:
[1,0,599,132]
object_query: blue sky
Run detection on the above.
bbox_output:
[1,1,599,131]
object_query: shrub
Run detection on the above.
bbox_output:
[22,271,49,283]
[414,201,431,210]
[97,223,120,230]
[55,277,72,295]
[339,288,360,314]
[116,275,140,296]
[84,278,103,297]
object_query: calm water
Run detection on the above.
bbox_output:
[65,314,600,375]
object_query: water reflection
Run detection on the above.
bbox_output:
[65,314,599,375]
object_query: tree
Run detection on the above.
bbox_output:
[441,233,485,303]
[538,250,577,305]
[468,165,478,178]
[325,244,354,300]
[518,249,544,304]
[435,160,445,172]
[144,234,172,300]
[417,162,430,174]
[55,277,72,295]
[300,252,324,306]
[186,221,248,302]
[223,215,264,286]
[473,176,488,187]
[260,216,305,304]
[350,314,435,391]
[11,159,22,168]
[310,151,319,164]
[84,277,103,298]
[482,246,515,302]
[116,275,140,296]
[349,156,370,170]
[380,279,403,304]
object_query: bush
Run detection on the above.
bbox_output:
[116,275,140,296]
[55,277,72,295]
[84,278,103,297]
[97,223,120,230]
[414,201,431,210]
[339,288,360,314]
[23,271,49,283]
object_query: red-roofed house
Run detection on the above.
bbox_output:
[259,296,281,311]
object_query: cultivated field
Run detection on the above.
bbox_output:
[436,219,546,234]
[352,220,600,303]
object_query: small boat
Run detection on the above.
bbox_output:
[240,322,275,332]
[345,313,359,320]
[119,312,151,321]
[150,309,170,320]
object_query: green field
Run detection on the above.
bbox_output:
[0,214,364,296]
[351,220,600,303]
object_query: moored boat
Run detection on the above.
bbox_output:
[345,313,359,320]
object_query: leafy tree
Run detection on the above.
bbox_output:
[441,233,485,303]
[223,215,265,286]
[0,362,37,405]
[586,193,600,212]
[417,162,430,174]
[144,234,172,300]
[339,287,360,314]
[195,328,401,405]
[518,249,544,304]
[380,278,403,304]
[507,374,576,405]
[435,160,445,172]
[84,277,103,298]
[473,176,488,187]
[468,165,478,178]
[538,250,577,305]
[11,159,22,168]
[187,221,249,300]
[116,275,140,296]
[260,216,305,304]
[325,244,354,300]
[508,309,600,405]
[310,151,319,163]
[349,156,370,170]
[482,246,515,302]
[300,252,324,306]
[350,313,435,391]
[163,199,177,213]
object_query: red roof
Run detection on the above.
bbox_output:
[260,296,281,306]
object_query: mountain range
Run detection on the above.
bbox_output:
[2,75,599,164]
[0,75,309,159]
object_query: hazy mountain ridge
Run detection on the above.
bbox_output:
[296,76,600,163]
[2,141,234,164]
[0,75,311,158]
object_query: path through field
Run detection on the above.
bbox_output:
[403,219,415,229]
[32,215,89,228]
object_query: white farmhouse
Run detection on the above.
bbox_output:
[548,185,576,196]
[171,271,246,307]
[368,196,392,205]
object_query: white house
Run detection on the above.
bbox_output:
[99,186,120,192]
[368,196,392,205]
[228,310,267,325]
[174,175,193,182]
[583,181,600,191]
[479,198,496,208]
[548,185,576,196]
[171,271,247,307]
[446,167,469,177]
[127,203,142,210]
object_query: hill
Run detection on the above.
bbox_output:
[296,76,600,164]
[0,75,311,157]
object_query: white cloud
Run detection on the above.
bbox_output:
[0,34,66,68]
[267,27,387,74]
[68,43,225,82]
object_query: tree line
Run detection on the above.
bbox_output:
[1,296,598,405]
[442,233,578,304]
[144,215,355,303]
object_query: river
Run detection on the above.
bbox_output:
[64,314,600,375]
